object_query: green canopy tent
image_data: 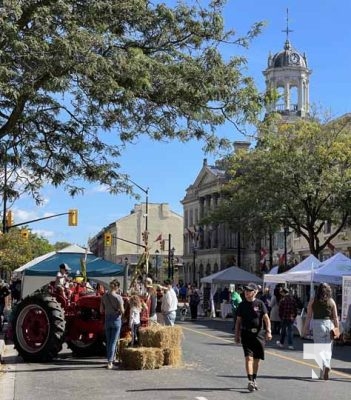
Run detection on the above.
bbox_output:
[17,245,124,298]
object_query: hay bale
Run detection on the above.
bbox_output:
[139,325,183,349]
[117,338,131,361]
[163,347,182,366]
[121,347,164,370]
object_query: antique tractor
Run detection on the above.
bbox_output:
[9,281,149,362]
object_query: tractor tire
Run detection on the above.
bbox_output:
[13,294,65,362]
[67,337,105,357]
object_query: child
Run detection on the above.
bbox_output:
[129,295,142,346]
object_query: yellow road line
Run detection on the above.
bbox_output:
[181,325,351,379]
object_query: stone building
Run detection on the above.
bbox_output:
[181,143,259,286]
[88,203,183,282]
[261,35,351,265]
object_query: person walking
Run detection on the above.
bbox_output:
[100,279,124,369]
[188,285,200,320]
[235,282,272,392]
[156,285,164,324]
[161,279,178,326]
[303,282,339,380]
[0,280,10,332]
[276,288,297,350]
[270,285,283,334]
[230,285,242,331]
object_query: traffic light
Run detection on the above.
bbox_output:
[21,229,29,241]
[160,239,165,251]
[6,210,14,227]
[141,231,148,243]
[104,232,112,246]
[68,209,78,226]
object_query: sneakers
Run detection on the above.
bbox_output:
[288,345,295,350]
[107,362,113,370]
[247,381,255,392]
[253,380,259,391]
[276,340,284,348]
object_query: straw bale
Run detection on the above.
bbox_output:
[139,325,183,348]
[163,347,182,366]
[117,338,131,361]
[121,347,164,370]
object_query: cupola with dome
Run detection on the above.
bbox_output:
[263,12,311,119]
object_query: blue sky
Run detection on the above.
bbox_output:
[11,0,351,246]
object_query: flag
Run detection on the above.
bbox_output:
[186,227,195,239]
[154,234,162,242]
[259,248,268,264]
[278,253,285,265]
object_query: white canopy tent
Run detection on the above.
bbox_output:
[314,253,351,285]
[201,266,263,317]
[263,254,321,285]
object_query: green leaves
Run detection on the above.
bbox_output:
[211,115,351,256]
[0,0,264,202]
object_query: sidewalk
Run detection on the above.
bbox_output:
[0,321,8,364]
[0,322,17,400]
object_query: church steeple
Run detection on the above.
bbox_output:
[263,9,311,119]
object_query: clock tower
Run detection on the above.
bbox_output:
[263,19,311,120]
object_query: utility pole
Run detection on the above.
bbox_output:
[168,233,171,279]
[125,177,150,274]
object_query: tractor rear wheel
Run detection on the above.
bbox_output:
[13,294,65,362]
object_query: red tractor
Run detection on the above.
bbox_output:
[9,281,149,362]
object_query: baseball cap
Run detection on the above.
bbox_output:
[59,263,70,271]
[244,282,258,291]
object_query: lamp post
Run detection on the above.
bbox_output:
[123,257,129,294]
[170,247,175,281]
[284,225,290,271]
[192,243,196,285]
[125,177,149,273]
[167,233,172,279]
[155,250,160,279]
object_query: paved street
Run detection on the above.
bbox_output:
[1,316,350,400]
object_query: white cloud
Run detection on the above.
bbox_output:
[14,208,40,222]
[91,184,109,193]
[31,229,55,239]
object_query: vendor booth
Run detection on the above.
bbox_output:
[263,254,321,285]
[16,245,125,298]
[201,266,262,318]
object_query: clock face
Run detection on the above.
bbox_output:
[290,53,300,64]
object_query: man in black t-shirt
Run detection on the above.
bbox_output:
[235,282,272,392]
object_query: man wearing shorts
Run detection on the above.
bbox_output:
[235,282,272,392]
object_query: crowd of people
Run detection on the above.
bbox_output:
[0,275,22,332]
[1,263,344,389]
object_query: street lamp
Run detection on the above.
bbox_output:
[192,244,196,284]
[123,257,129,294]
[170,247,175,281]
[125,177,149,273]
[155,250,160,279]
[284,225,290,271]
